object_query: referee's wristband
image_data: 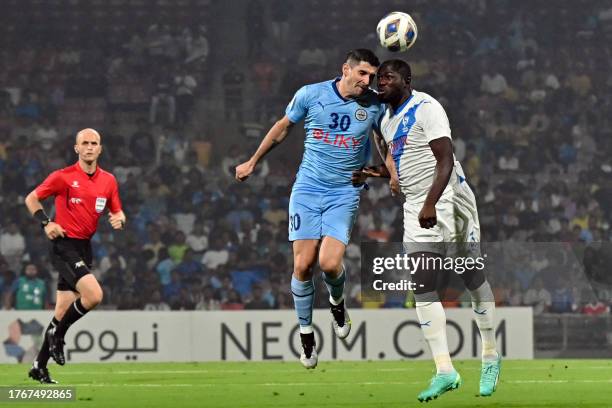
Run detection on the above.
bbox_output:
[33,209,51,228]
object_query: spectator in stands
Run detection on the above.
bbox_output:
[222,63,245,121]
[33,119,58,151]
[581,298,610,315]
[297,37,328,71]
[222,289,244,310]
[195,286,222,310]
[5,263,47,310]
[176,249,203,282]
[549,277,576,313]
[149,71,176,125]
[186,222,208,257]
[168,231,188,263]
[524,277,552,314]
[201,236,229,271]
[270,0,291,60]
[171,287,196,310]
[480,62,508,95]
[129,119,156,166]
[185,25,209,66]
[0,223,25,272]
[144,290,171,311]
[174,66,197,125]
[245,285,270,309]
[246,0,265,59]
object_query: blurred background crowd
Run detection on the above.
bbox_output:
[0,0,610,315]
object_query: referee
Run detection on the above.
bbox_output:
[24,128,126,383]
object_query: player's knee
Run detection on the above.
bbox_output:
[318,257,342,275]
[84,288,103,309]
[293,257,315,280]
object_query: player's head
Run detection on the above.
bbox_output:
[341,49,380,97]
[74,128,102,164]
[376,59,412,103]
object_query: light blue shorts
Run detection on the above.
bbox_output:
[288,184,361,245]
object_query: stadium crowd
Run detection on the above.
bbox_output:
[0,0,610,314]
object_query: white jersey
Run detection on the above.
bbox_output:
[379,90,459,202]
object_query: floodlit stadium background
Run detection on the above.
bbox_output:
[0,0,611,376]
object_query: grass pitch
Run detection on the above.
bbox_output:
[1,360,610,407]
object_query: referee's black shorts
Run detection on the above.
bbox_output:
[50,237,93,292]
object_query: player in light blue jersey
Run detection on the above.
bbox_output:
[236,49,383,369]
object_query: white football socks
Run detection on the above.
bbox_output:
[416,300,455,374]
[469,281,499,362]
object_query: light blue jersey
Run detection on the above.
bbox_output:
[286,78,382,245]
[286,78,383,188]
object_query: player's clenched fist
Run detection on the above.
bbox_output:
[235,160,255,182]
[418,203,437,229]
[108,212,126,230]
[44,222,66,240]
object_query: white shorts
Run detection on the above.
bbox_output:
[402,164,481,259]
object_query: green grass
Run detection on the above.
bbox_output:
[1,360,610,407]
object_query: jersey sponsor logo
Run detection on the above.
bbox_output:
[312,129,363,149]
[71,180,80,188]
[70,197,83,205]
[355,108,368,121]
[95,197,107,213]
[388,135,409,155]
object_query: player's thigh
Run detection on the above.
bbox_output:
[402,203,444,251]
[55,290,79,320]
[288,189,322,242]
[318,236,347,274]
[292,239,320,279]
[454,185,481,243]
[51,238,93,291]
[321,190,360,246]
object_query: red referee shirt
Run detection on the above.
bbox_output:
[35,163,122,239]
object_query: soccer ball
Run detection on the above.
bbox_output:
[376,12,418,52]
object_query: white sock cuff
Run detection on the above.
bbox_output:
[299,325,314,334]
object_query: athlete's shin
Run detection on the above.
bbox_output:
[291,276,315,334]
[322,265,346,305]
[33,317,59,369]
[415,292,454,374]
[469,280,498,361]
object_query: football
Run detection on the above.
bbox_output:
[376,11,418,52]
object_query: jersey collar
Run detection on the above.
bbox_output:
[390,92,414,116]
[331,77,349,102]
[74,162,100,179]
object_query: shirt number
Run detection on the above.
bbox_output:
[329,113,351,131]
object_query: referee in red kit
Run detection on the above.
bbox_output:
[24,128,126,383]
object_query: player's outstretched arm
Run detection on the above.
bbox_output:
[419,137,454,228]
[25,190,66,240]
[352,130,393,182]
[235,115,295,182]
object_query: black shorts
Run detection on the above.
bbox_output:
[50,237,93,292]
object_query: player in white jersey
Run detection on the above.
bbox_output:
[353,60,501,401]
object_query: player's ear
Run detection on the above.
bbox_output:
[342,62,350,77]
[74,145,79,154]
